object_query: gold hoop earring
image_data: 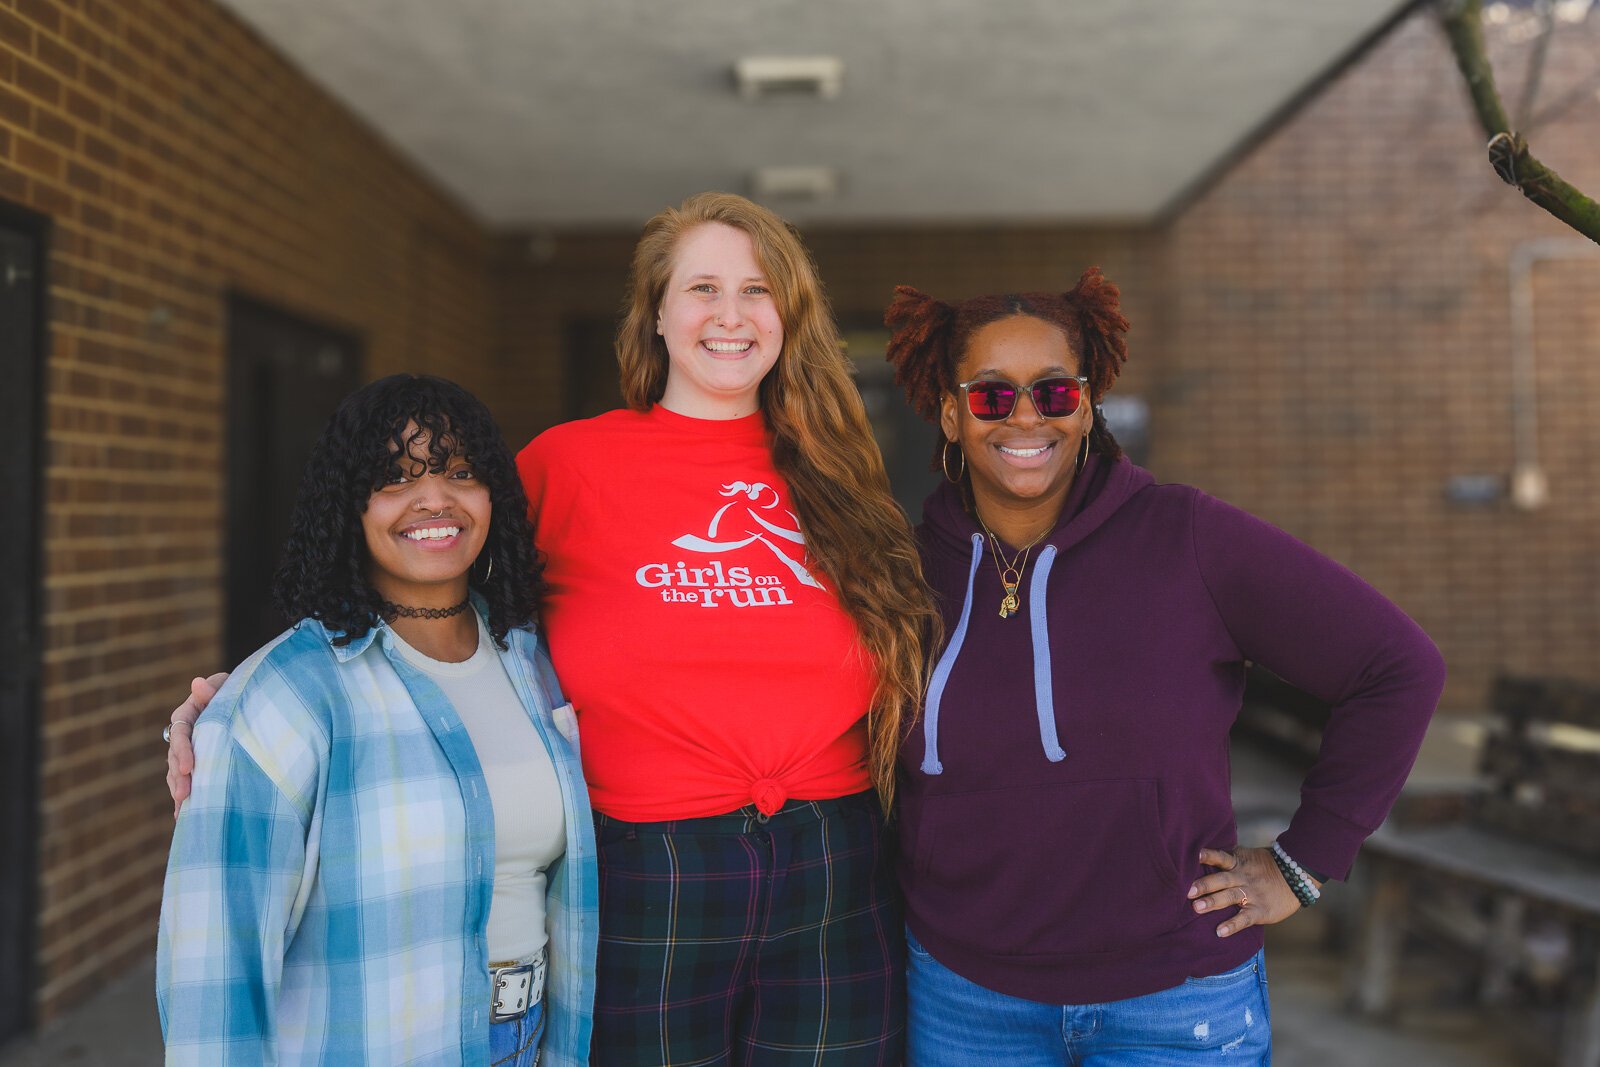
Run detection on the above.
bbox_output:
[941,440,966,484]
[477,555,494,583]
[1078,434,1090,473]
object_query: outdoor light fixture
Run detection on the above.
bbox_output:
[749,166,839,201]
[733,56,844,100]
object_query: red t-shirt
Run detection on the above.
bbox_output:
[516,406,876,820]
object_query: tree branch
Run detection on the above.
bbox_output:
[1437,0,1600,242]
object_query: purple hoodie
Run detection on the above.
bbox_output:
[899,454,1445,1004]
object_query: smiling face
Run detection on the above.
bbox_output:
[940,314,1091,539]
[360,423,492,607]
[655,222,785,419]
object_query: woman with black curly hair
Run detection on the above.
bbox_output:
[155,375,597,1067]
[883,272,1445,1064]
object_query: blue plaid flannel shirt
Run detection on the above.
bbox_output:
[157,607,597,1066]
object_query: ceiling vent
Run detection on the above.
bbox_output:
[750,166,839,201]
[733,56,844,100]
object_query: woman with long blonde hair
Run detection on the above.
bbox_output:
[166,192,933,1065]
[611,191,930,812]
[515,191,931,1063]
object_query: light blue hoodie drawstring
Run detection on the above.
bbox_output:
[922,535,1066,774]
[921,534,982,774]
[1030,545,1066,762]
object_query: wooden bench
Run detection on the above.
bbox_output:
[1348,675,1600,1067]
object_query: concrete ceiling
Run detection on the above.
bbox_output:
[214,0,1414,228]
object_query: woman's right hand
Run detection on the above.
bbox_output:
[166,673,228,817]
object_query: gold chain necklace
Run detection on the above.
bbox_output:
[976,519,1048,619]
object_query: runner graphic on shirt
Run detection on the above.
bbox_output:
[671,481,823,589]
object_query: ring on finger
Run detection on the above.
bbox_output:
[1238,888,1250,907]
[162,720,194,744]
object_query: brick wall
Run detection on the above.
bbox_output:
[1147,9,1600,708]
[490,230,638,446]
[1,0,512,1021]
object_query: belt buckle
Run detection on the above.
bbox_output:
[490,951,547,1023]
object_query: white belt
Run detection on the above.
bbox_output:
[490,947,547,1023]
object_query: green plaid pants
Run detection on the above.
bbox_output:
[591,791,905,1065]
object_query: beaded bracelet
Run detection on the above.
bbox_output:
[1270,847,1318,908]
[1270,840,1322,908]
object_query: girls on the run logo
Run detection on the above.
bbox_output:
[634,481,821,607]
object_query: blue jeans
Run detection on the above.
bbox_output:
[489,1001,545,1066]
[906,927,1270,1066]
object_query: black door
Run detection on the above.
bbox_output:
[225,297,362,666]
[840,323,940,518]
[0,206,46,1046]
[564,314,623,420]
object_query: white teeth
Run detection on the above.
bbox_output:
[403,526,460,541]
[998,444,1050,458]
[704,340,752,353]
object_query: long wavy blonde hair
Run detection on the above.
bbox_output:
[617,191,936,812]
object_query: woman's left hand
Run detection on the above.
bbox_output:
[1189,847,1318,937]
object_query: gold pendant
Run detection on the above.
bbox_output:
[999,585,1020,618]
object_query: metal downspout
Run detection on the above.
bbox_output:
[1506,238,1600,510]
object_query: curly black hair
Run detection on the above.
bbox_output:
[272,374,540,649]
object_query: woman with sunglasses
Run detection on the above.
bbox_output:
[883,270,1445,1064]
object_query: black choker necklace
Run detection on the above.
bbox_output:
[381,598,471,621]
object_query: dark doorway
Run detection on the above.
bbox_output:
[840,322,940,519]
[0,205,46,1046]
[225,297,362,667]
[563,315,623,420]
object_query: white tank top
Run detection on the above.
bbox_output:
[390,615,565,963]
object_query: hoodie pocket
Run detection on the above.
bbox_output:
[913,778,1184,957]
